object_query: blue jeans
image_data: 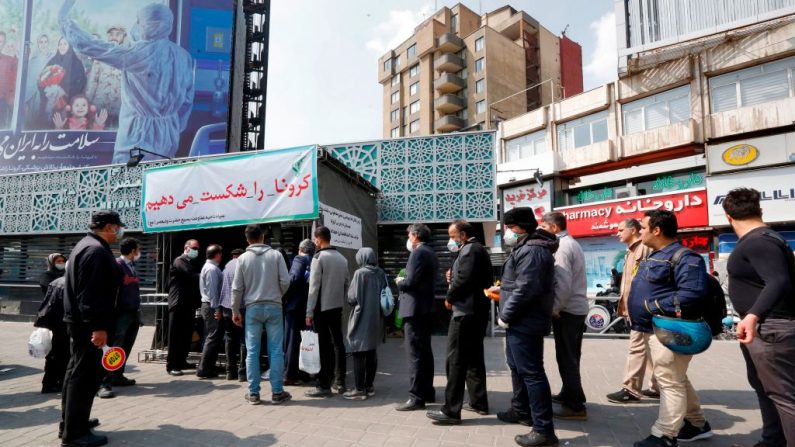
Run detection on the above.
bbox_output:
[505,328,555,435]
[244,303,284,395]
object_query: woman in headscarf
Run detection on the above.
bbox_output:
[39,252,66,294]
[344,247,387,400]
[44,37,87,100]
[37,253,68,393]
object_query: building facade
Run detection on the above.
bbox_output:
[378,3,583,138]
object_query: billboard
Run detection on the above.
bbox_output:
[0,0,235,174]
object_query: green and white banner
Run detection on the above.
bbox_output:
[141,146,318,233]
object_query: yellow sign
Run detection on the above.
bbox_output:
[722,144,759,166]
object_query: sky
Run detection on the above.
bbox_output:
[264,0,616,149]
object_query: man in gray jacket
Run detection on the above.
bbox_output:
[540,212,589,421]
[305,226,350,398]
[232,225,291,406]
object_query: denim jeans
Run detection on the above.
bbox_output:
[505,328,555,436]
[245,303,284,395]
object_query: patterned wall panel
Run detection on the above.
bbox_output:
[325,131,496,224]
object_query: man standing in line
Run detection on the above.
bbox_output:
[196,244,224,379]
[166,240,201,377]
[606,218,658,403]
[98,238,142,399]
[427,220,492,424]
[723,188,795,447]
[284,239,315,385]
[232,225,291,405]
[305,226,350,397]
[60,210,124,447]
[219,248,245,381]
[395,223,439,411]
[630,210,711,447]
[539,212,589,420]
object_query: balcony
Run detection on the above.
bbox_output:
[434,73,466,94]
[434,94,465,114]
[558,140,615,171]
[620,119,696,158]
[435,53,464,73]
[709,97,795,140]
[435,115,467,132]
[437,32,464,53]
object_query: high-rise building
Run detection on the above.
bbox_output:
[378,3,583,138]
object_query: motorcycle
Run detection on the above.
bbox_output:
[585,283,629,334]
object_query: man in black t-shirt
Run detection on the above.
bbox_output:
[723,188,795,447]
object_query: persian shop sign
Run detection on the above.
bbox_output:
[555,189,708,237]
[502,180,552,219]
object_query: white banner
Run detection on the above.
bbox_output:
[502,181,552,219]
[707,165,795,226]
[141,147,318,232]
[319,203,362,250]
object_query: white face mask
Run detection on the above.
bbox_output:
[447,238,461,253]
[54,263,66,271]
[133,253,141,261]
[187,249,199,259]
[503,229,520,247]
[405,239,414,252]
[115,226,125,240]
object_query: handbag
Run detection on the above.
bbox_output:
[380,272,395,316]
[299,330,321,374]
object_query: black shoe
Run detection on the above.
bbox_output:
[167,370,184,377]
[607,388,641,404]
[497,408,531,426]
[61,433,108,447]
[395,398,425,411]
[677,420,713,442]
[271,391,292,405]
[196,371,219,379]
[114,376,136,387]
[515,430,560,447]
[58,418,99,439]
[641,388,660,398]
[304,387,333,398]
[226,371,238,381]
[463,402,489,415]
[97,387,115,399]
[426,409,462,425]
[553,406,587,421]
[551,393,563,403]
[42,385,62,394]
[634,435,678,447]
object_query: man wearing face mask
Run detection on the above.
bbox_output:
[60,210,125,447]
[98,238,142,399]
[427,220,493,425]
[166,239,201,376]
[395,223,439,411]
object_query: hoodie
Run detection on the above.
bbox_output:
[346,248,386,352]
[231,244,290,311]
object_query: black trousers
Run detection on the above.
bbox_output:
[61,324,104,442]
[352,350,377,391]
[741,319,795,447]
[166,305,195,371]
[43,326,69,389]
[102,309,140,386]
[197,304,240,376]
[552,312,587,411]
[284,308,306,381]
[314,307,346,389]
[443,314,489,417]
[403,315,435,403]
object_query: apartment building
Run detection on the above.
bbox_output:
[378,3,583,138]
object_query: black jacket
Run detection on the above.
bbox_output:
[448,238,493,318]
[39,269,63,296]
[398,243,439,319]
[498,229,558,335]
[63,232,122,332]
[167,254,201,310]
[284,254,311,313]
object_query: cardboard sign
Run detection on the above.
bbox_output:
[101,345,126,372]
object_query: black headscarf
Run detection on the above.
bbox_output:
[46,39,87,98]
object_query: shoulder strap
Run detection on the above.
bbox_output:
[667,247,694,317]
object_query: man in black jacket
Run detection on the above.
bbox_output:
[166,239,201,376]
[427,220,493,425]
[496,207,561,447]
[396,223,439,411]
[60,210,124,447]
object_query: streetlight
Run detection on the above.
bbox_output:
[125,147,173,168]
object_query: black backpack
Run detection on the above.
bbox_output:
[669,248,727,336]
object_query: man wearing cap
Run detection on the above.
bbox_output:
[496,207,561,447]
[60,210,125,447]
[85,24,126,128]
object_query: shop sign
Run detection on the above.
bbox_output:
[319,203,362,250]
[141,146,319,233]
[502,180,552,220]
[707,165,795,226]
[707,132,795,174]
[555,189,708,237]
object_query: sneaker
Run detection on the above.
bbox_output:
[304,387,333,398]
[261,369,270,381]
[97,386,115,399]
[497,408,531,426]
[332,383,347,394]
[641,388,660,398]
[271,391,292,405]
[515,430,560,447]
[606,388,641,404]
[553,406,587,421]
[366,386,375,397]
[633,434,678,447]
[244,392,261,405]
[343,389,368,400]
[463,402,489,415]
[238,374,247,383]
[677,420,713,443]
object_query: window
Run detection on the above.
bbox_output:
[475,58,484,73]
[391,91,399,104]
[384,59,392,72]
[450,13,458,33]
[410,120,420,133]
[710,56,795,113]
[475,79,484,94]
[622,85,690,135]
[410,82,419,96]
[407,44,416,59]
[476,100,486,115]
[394,55,401,68]
[390,109,399,122]
[505,129,547,162]
[410,64,420,77]
[458,67,468,79]
[391,127,399,138]
[409,100,420,114]
[457,107,469,120]
[475,37,484,52]
[390,73,400,87]
[557,110,609,151]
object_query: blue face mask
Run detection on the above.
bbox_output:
[187,249,199,259]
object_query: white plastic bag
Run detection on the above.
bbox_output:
[28,328,53,358]
[299,330,321,375]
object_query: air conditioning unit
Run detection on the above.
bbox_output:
[614,185,637,199]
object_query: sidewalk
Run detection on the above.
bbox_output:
[0,321,761,447]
